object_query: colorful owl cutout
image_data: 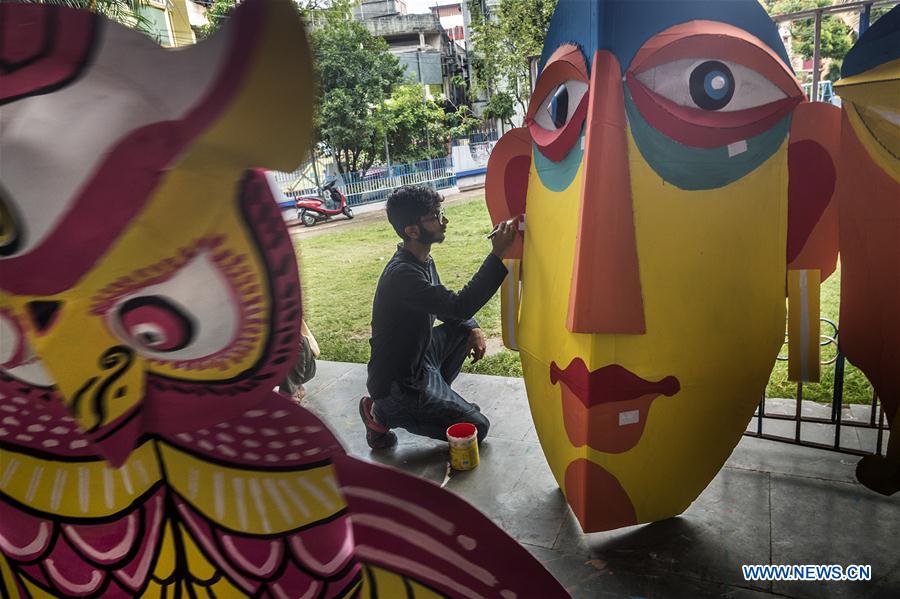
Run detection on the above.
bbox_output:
[0,2,566,596]
[834,5,900,496]
[486,0,841,532]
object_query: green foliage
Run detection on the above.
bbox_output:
[195,0,402,176]
[768,0,855,61]
[382,85,450,164]
[468,0,557,120]
[482,92,516,126]
[311,2,404,174]
[445,104,483,140]
[196,0,240,39]
[381,86,482,164]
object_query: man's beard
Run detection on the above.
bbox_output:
[420,227,445,245]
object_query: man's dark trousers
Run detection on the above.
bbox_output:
[372,323,490,442]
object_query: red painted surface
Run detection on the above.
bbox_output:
[565,459,638,532]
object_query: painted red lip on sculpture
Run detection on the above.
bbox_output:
[550,359,680,407]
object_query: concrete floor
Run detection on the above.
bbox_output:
[302,361,899,598]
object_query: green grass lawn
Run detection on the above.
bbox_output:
[295,196,874,403]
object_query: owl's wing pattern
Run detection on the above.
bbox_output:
[0,441,168,597]
[158,394,566,598]
[332,455,565,598]
[155,393,363,598]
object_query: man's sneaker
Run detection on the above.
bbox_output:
[359,396,396,449]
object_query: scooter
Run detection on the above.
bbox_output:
[294,180,354,227]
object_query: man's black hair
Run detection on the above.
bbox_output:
[385,185,443,240]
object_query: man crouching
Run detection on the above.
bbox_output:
[361,185,517,449]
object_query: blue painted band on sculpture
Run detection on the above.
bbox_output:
[624,89,791,191]
[533,131,584,192]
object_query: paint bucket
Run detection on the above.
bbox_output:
[447,422,479,471]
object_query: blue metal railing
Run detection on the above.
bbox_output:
[274,156,457,209]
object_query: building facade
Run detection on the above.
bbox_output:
[138,0,209,48]
[353,0,468,106]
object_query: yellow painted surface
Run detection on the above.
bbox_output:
[518,132,789,524]
[159,443,345,535]
[836,58,900,177]
[0,442,160,517]
[500,259,522,351]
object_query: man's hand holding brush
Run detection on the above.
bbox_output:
[489,216,521,259]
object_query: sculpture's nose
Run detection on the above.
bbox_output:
[567,50,645,335]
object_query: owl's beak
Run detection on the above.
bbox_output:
[27,302,146,467]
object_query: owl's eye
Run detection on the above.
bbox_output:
[107,251,243,363]
[118,296,194,352]
[533,80,589,131]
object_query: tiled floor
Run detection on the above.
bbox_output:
[303,361,900,598]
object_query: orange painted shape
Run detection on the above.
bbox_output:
[567,50,645,334]
[787,103,840,280]
[564,458,637,532]
[485,127,531,260]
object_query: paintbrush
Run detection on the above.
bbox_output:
[487,215,525,239]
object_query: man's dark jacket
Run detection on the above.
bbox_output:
[367,246,508,399]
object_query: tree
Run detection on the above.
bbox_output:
[445,104,483,141]
[767,0,855,81]
[481,92,516,130]
[382,85,452,164]
[196,0,241,39]
[311,3,404,174]
[467,0,557,121]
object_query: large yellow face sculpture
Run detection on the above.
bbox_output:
[487,0,840,531]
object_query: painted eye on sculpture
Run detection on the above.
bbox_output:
[533,80,589,131]
[118,296,194,352]
[689,61,735,110]
[634,58,786,112]
[108,251,242,362]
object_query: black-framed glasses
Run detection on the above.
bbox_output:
[420,208,445,223]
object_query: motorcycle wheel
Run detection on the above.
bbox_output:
[300,209,317,227]
[343,206,354,219]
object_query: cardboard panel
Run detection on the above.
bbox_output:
[787,269,821,383]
